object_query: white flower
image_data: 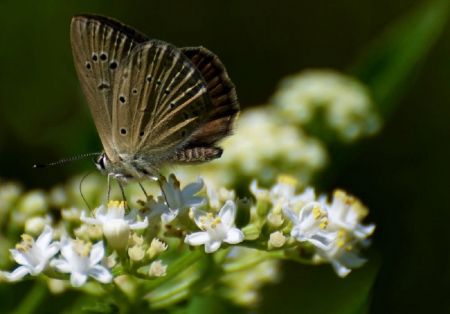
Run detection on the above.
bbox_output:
[81,201,148,250]
[3,226,59,281]
[207,186,236,210]
[185,200,244,253]
[251,177,316,208]
[141,174,206,224]
[327,190,375,240]
[50,236,112,287]
[314,235,367,278]
[312,190,375,277]
[282,202,336,250]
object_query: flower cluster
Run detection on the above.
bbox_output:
[251,175,375,277]
[270,69,382,143]
[2,226,111,287]
[0,172,374,309]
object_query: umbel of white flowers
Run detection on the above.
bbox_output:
[1,173,374,288]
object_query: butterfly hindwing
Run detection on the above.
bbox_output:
[111,40,211,162]
[167,47,240,163]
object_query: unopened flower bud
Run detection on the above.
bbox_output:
[18,190,48,216]
[128,245,145,261]
[268,231,286,249]
[24,216,52,237]
[146,238,168,260]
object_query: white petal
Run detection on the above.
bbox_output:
[10,249,32,267]
[291,226,306,241]
[218,200,237,228]
[29,262,45,275]
[146,204,170,220]
[60,236,75,261]
[71,272,88,287]
[80,211,101,225]
[89,265,113,284]
[223,228,245,244]
[124,208,138,223]
[339,252,367,268]
[354,224,376,238]
[205,241,221,253]
[184,232,210,246]
[35,225,53,249]
[89,241,105,266]
[50,259,72,273]
[331,260,352,278]
[129,217,149,230]
[308,232,337,250]
[282,203,299,225]
[182,176,204,196]
[3,266,31,281]
[161,211,177,224]
[191,208,208,228]
[95,205,108,218]
[184,196,206,208]
[44,242,61,260]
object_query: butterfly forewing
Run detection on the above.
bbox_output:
[112,41,211,160]
[70,15,147,161]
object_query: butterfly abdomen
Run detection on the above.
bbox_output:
[172,147,223,163]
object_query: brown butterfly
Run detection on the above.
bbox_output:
[70,14,239,196]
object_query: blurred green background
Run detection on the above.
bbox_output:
[1,0,450,313]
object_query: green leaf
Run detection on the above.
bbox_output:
[349,0,450,117]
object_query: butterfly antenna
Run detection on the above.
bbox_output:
[33,152,103,168]
[80,170,96,217]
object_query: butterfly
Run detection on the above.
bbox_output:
[70,14,239,194]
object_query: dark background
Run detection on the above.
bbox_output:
[1,0,449,313]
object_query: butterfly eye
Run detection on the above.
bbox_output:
[139,131,144,137]
[170,103,175,109]
[100,53,108,61]
[146,75,152,83]
[164,89,170,94]
[119,96,126,104]
[92,54,98,61]
[132,88,138,94]
[85,62,91,69]
[120,128,127,135]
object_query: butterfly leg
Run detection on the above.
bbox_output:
[153,176,174,214]
[138,182,148,199]
[106,173,114,203]
[115,176,129,210]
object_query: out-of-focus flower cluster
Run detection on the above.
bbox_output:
[184,69,382,187]
[194,108,327,187]
[271,69,382,143]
